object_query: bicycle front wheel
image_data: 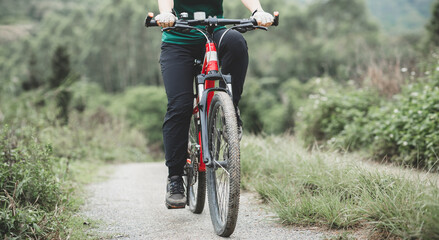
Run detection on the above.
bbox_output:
[206,92,240,237]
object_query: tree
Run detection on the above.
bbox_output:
[427,0,439,47]
[50,46,70,89]
[51,46,72,125]
[22,52,42,91]
[83,0,161,92]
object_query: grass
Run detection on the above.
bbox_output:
[241,134,439,239]
[56,160,115,240]
[47,111,154,239]
[0,89,154,239]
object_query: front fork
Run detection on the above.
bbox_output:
[196,73,232,168]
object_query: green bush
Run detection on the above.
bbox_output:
[298,63,439,171]
[110,86,167,147]
[298,85,381,149]
[0,80,152,238]
[369,82,439,170]
[239,77,345,135]
[239,77,288,134]
[0,126,61,238]
[69,80,110,112]
[281,77,342,133]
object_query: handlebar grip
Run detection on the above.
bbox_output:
[273,11,279,26]
[251,18,257,26]
[145,12,158,27]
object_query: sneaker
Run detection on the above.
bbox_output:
[165,175,186,209]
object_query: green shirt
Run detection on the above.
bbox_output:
[162,0,224,45]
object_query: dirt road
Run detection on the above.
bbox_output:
[81,162,328,239]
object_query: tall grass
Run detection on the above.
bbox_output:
[241,135,439,239]
[1,86,152,239]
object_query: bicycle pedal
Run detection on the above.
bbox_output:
[165,202,186,209]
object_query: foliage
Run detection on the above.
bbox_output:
[50,45,74,125]
[297,78,381,149]
[1,0,418,95]
[0,0,162,93]
[246,0,381,84]
[22,53,42,91]
[280,77,342,132]
[69,80,107,112]
[40,110,151,164]
[241,135,439,239]
[0,126,61,238]
[369,79,439,171]
[50,46,70,89]
[426,0,439,47]
[109,86,167,148]
[298,63,439,171]
[0,0,102,24]
[0,79,152,238]
[83,0,160,91]
[0,0,424,137]
[239,77,288,134]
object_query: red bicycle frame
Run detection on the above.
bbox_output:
[196,41,220,172]
[144,11,278,168]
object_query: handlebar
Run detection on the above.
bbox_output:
[145,11,279,28]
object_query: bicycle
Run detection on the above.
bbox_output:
[145,12,279,237]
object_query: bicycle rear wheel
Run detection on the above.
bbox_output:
[206,92,240,237]
[184,103,206,213]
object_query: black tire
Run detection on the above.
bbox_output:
[206,92,240,237]
[184,102,206,214]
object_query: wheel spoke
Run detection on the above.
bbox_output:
[210,105,230,224]
[207,93,240,236]
[187,107,206,214]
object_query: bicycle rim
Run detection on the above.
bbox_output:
[206,92,240,237]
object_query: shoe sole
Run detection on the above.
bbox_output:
[165,202,186,209]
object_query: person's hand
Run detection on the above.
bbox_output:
[155,12,176,28]
[252,11,274,27]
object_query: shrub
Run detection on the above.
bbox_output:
[369,82,439,170]
[298,86,381,149]
[110,86,167,147]
[0,126,61,238]
[281,77,342,133]
[240,77,289,134]
[298,62,439,171]
[69,80,109,112]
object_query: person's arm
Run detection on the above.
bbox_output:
[240,0,263,13]
[156,0,176,28]
[240,0,274,27]
[159,0,173,14]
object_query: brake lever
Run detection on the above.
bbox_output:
[233,24,267,33]
[255,26,268,31]
[161,27,175,32]
[234,27,247,33]
[162,24,191,33]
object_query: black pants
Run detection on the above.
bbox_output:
[160,28,248,177]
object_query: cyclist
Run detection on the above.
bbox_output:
[156,0,274,209]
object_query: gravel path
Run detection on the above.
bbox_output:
[80,162,329,239]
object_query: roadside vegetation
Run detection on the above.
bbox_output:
[1,0,439,239]
[241,135,439,239]
[0,81,154,238]
[297,60,439,171]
